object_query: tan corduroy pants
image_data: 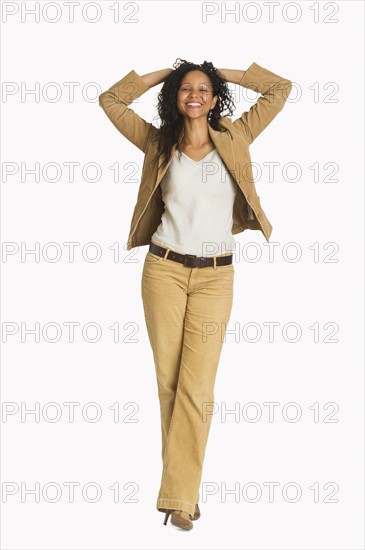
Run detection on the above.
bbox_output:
[141,243,234,518]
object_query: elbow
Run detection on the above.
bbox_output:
[98,92,106,108]
[99,90,112,109]
[285,79,293,97]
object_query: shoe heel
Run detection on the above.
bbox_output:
[163,510,172,525]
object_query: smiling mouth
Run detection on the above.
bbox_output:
[186,102,202,108]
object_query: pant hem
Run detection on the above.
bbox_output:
[157,497,196,517]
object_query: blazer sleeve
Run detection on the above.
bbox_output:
[233,62,292,145]
[98,69,155,153]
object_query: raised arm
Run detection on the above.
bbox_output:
[99,68,173,153]
[140,68,174,88]
[218,62,292,144]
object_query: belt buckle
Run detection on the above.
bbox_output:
[184,254,197,267]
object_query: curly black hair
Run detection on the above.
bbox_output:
[151,58,236,172]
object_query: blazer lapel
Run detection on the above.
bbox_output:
[208,120,238,182]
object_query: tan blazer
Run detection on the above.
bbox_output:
[99,62,292,250]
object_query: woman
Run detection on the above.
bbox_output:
[99,58,292,530]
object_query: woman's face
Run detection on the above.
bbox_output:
[176,70,218,121]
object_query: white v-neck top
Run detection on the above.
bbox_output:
[151,148,238,257]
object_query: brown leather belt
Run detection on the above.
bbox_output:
[149,242,233,268]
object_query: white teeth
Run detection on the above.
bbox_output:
[187,103,201,106]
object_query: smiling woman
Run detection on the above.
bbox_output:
[150,58,237,172]
[98,57,292,531]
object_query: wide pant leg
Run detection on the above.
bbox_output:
[141,249,234,518]
[141,251,188,459]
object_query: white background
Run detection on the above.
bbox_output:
[1,1,364,549]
